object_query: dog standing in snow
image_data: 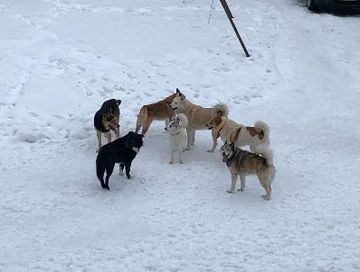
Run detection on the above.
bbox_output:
[165,113,188,164]
[94,99,121,152]
[170,89,228,151]
[220,138,275,200]
[206,116,270,155]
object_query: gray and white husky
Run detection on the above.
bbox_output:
[165,113,188,164]
[220,141,276,200]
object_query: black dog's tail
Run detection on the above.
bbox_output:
[96,155,105,188]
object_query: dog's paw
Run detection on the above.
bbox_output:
[207,149,215,153]
[261,194,271,201]
[179,160,184,164]
[169,161,174,164]
[226,190,234,194]
[238,188,244,192]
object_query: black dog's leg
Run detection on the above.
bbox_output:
[96,158,107,189]
[119,163,125,176]
[99,178,106,189]
[104,163,115,190]
[125,162,132,179]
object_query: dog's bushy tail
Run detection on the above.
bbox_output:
[258,146,276,183]
[212,102,229,117]
[136,106,147,132]
[256,146,274,166]
[255,121,270,140]
[177,113,188,127]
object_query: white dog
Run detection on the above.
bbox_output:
[165,113,188,164]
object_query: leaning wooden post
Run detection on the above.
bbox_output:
[219,0,250,57]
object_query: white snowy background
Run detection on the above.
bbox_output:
[0,0,359,271]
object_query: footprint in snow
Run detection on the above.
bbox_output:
[29,112,38,117]
[102,87,113,94]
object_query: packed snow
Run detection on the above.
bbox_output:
[0,0,359,271]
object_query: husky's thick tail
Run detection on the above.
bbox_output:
[254,121,270,140]
[256,146,274,166]
[177,113,188,127]
[212,103,229,117]
[135,106,147,133]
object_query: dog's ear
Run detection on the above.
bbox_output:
[180,92,185,101]
[117,99,122,105]
[176,88,185,100]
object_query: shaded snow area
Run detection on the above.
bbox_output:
[1,0,360,271]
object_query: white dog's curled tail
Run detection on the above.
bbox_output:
[256,146,274,166]
[212,103,229,117]
[177,113,188,127]
[255,121,270,139]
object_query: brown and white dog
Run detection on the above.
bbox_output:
[206,116,270,154]
[170,89,228,151]
[135,93,176,135]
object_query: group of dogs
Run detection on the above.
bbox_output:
[94,89,276,200]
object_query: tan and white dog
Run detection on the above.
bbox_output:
[170,89,228,151]
[206,116,270,154]
[135,93,176,135]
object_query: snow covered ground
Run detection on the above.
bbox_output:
[0,0,360,271]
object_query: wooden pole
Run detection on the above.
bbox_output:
[219,0,250,57]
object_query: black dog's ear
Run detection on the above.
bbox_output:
[117,99,121,105]
[176,88,181,94]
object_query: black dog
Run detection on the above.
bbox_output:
[96,131,144,190]
[94,99,121,152]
